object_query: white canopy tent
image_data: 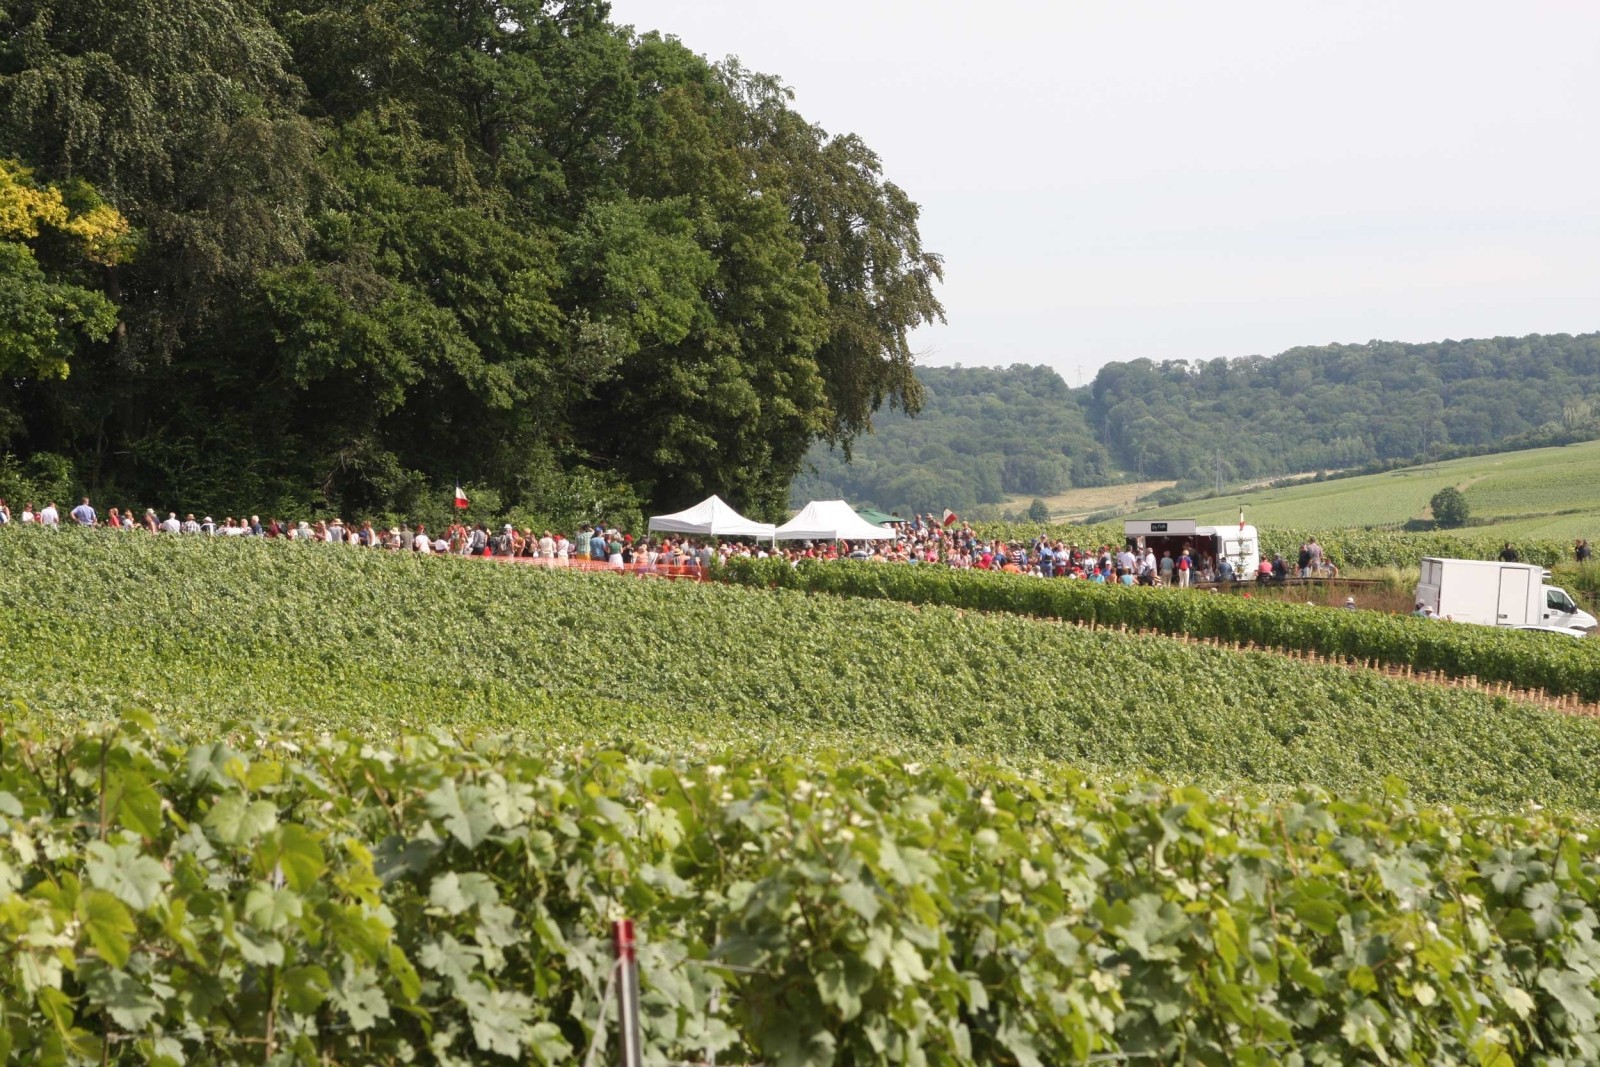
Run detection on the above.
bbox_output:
[775,500,899,542]
[646,495,775,539]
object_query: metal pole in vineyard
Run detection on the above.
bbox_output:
[613,919,644,1067]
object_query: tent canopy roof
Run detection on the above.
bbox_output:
[775,500,898,541]
[855,506,901,526]
[647,495,774,538]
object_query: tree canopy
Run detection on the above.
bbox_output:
[0,0,942,523]
[802,334,1600,517]
[1084,333,1600,486]
[1429,487,1469,529]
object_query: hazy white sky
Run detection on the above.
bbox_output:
[606,0,1600,378]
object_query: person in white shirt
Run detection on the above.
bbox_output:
[159,512,181,533]
[412,524,431,553]
[39,502,60,526]
[538,530,555,559]
[20,503,34,524]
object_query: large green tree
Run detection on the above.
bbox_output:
[0,0,943,522]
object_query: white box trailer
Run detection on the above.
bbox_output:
[1124,520,1261,580]
[1415,557,1596,630]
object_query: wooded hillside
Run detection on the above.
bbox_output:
[801,333,1600,516]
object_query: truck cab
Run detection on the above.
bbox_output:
[1543,584,1591,629]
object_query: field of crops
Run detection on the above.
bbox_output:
[719,557,1600,701]
[15,529,1600,1063]
[6,528,1600,812]
[10,714,1600,1066]
[1125,439,1600,540]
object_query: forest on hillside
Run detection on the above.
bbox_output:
[0,0,941,525]
[798,333,1600,517]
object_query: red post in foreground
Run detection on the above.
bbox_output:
[612,919,643,1067]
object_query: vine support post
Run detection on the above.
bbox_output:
[612,919,643,1067]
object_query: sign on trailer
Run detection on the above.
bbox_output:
[1124,520,1198,537]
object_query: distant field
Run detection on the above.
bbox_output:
[1130,439,1600,540]
[1004,479,1176,520]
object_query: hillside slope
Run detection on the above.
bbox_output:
[1132,437,1600,541]
[8,529,1600,810]
[800,332,1600,517]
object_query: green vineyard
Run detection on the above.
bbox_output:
[3,714,1599,1066]
[8,529,1600,1063]
[6,529,1600,809]
[719,557,1600,700]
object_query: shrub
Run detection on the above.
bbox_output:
[1430,486,1470,528]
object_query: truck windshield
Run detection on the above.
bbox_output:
[1548,589,1577,613]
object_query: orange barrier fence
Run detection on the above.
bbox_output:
[483,554,707,580]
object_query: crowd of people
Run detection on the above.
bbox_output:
[0,496,733,567]
[10,498,1587,594]
[0,496,1224,584]
[0,497,1302,587]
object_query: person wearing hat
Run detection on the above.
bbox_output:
[1343,596,1357,611]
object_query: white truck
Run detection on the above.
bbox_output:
[1415,557,1596,631]
[1124,520,1261,581]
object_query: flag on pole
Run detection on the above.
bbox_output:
[942,509,960,527]
[454,485,470,510]
[1239,507,1245,531]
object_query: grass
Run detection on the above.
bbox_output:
[1130,438,1600,541]
[10,528,1600,811]
[1002,479,1176,521]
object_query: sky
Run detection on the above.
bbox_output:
[605,0,1600,379]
